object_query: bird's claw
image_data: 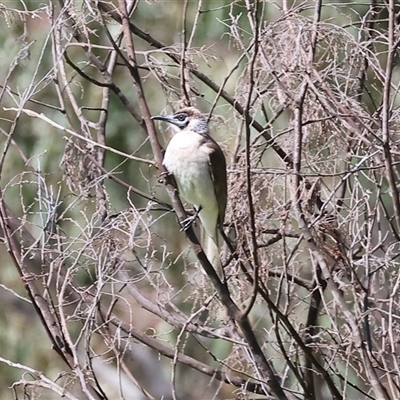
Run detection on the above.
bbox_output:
[180,207,202,231]
[180,214,197,231]
[158,171,170,184]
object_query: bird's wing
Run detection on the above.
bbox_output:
[206,139,227,227]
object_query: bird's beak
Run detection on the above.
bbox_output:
[151,114,172,122]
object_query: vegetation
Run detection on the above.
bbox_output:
[0,0,400,399]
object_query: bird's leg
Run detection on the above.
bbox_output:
[158,171,170,184]
[180,206,202,231]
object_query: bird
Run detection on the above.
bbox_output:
[151,107,227,277]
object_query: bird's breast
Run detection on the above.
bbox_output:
[163,132,216,208]
[163,132,209,175]
[163,130,221,240]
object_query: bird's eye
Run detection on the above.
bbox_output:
[176,114,186,121]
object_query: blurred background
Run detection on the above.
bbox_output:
[0,0,399,399]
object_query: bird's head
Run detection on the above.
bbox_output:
[151,107,208,134]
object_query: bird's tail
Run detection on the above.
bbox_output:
[203,232,223,280]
